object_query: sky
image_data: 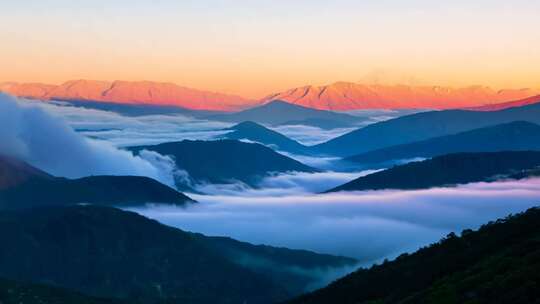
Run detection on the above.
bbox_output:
[1,0,539,98]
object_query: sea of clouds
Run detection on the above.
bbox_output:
[3,94,540,290]
[132,178,540,264]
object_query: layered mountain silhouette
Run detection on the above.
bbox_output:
[130,139,317,190]
[288,207,540,303]
[207,100,362,129]
[0,205,356,304]
[0,156,193,209]
[0,80,254,111]
[346,121,540,166]
[221,121,310,155]
[470,94,540,111]
[261,82,539,110]
[328,151,540,192]
[313,102,540,157]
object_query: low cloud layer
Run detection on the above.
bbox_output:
[33,100,232,147]
[271,125,355,146]
[0,94,177,186]
[132,178,540,265]
[189,170,376,196]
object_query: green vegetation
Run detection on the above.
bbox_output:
[0,278,124,304]
[289,206,540,304]
[0,205,354,304]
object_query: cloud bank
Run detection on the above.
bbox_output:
[32,100,232,147]
[132,178,540,265]
[0,94,177,186]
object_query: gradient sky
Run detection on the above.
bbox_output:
[1,0,539,98]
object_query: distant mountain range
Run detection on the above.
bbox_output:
[470,94,540,111]
[206,100,362,129]
[346,121,540,166]
[261,82,540,110]
[0,205,356,304]
[0,155,193,209]
[0,80,254,111]
[5,80,537,112]
[328,151,540,192]
[288,206,540,303]
[130,139,317,190]
[221,121,310,155]
[313,102,540,157]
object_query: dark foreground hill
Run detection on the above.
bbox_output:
[131,139,317,190]
[346,121,540,166]
[221,121,310,154]
[288,206,540,304]
[328,151,540,192]
[0,277,124,304]
[0,205,355,304]
[312,102,540,157]
[0,156,193,209]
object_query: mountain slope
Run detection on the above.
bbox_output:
[131,139,317,189]
[312,102,540,157]
[0,205,355,304]
[470,94,540,111]
[0,278,124,304]
[328,151,540,192]
[346,121,540,165]
[221,121,310,154]
[262,82,539,110]
[0,80,254,111]
[288,206,540,304]
[0,155,53,189]
[0,156,193,209]
[207,100,361,129]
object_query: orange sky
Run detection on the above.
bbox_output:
[1,1,539,98]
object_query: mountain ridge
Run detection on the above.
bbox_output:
[0,156,193,209]
[469,94,540,111]
[312,102,540,157]
[4,80,539,111]
[345,121,540,166]
[328,151,540,193]
[0,79,255,111]
[261,82,539,110]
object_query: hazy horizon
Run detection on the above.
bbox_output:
[2,0,539,98]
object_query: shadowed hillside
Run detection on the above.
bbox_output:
[346,121,540,166]
[0,205,356,304]
[0,156,193,209]
[288,206,540,304]
[328,151,540,192]
[312,102,540,157]
[207,100,362,129]
[221,121,310,154]
[131,139,318,190]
